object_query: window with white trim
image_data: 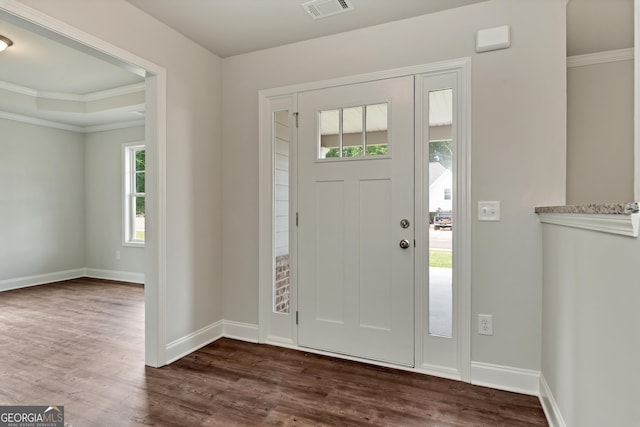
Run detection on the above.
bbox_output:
[123,143,145,246]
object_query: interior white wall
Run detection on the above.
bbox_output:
[0,118,84,284]
[16,0,225,344]
[0,120,145,285]
[84,126,145,274]
[222,0,567,371]
[541,225,640,426]
[567,59,634,204]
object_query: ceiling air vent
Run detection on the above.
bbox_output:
[301,0,355,20]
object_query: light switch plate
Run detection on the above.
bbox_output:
[478,201,500,221]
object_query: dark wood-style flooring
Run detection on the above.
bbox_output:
[0,278,548,426]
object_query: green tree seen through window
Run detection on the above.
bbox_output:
[325,144,388,158]
[135,149,145,215]
[429,140,452,169]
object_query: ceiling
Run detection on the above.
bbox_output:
[127,0,633,59]
[0,0,634,132]
[127,0,489,58]
[0,17,143,94]
[0,11,145,132]
[567,0,633,56]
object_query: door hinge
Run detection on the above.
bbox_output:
[296,311,299,325]
[296,212,299,226]
[294,112,299,128]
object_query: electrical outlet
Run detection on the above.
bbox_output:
[478,314,493,335]
[115,250,121,260]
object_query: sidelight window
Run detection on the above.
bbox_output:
[273,110,291,314]
[428,88,453,338]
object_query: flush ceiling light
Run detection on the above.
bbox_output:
[0,35,13,52]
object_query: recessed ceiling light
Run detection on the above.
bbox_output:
[0,35,13,52]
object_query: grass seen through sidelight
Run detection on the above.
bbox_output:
[429,249,452,268]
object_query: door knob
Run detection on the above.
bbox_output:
[399,239,411,249]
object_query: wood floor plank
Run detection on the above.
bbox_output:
[0,279,548,426]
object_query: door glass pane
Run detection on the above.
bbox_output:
[428,89,453,338]
[365,103,388,156]
[319,109,340,159]
[342,106,363,157]
[274,110,290,314]
[318,103,390,159]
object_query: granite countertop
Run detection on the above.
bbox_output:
[535,202,639,215]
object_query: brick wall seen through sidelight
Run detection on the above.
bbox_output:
[275,255,290,313]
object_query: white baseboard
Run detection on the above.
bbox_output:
[417,363,462,382]
[164,320,259,364]
[223,320,260,343]
[0,268,85,292]
[84,268,145,284]
[539,374,566,427]
[471,361,540,396]
[264,336,296,348]
[1,268,144,293]
[165,320,224,364]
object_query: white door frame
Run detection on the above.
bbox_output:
[0,0,168,367]
[415,68,472,381]
[258,95,299,347]
[259,58,471,381]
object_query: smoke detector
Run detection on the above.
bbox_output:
[301,0,355,20]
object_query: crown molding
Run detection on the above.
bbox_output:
[0,110,82,131]
[83,82,146,101]
[0,110,145,133]
[0,81,145,102]
[83,119,145,133]
[567,48,634,68]
[0,81,145,131]
[0,80,38,96]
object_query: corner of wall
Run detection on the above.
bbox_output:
[164,319,258,364]
[539,374,567,427]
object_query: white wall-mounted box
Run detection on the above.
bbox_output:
[476,25,511,53]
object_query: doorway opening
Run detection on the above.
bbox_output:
[259,59,471,381]
[0,4,167,367]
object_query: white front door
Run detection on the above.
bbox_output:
[297,76,415,366]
